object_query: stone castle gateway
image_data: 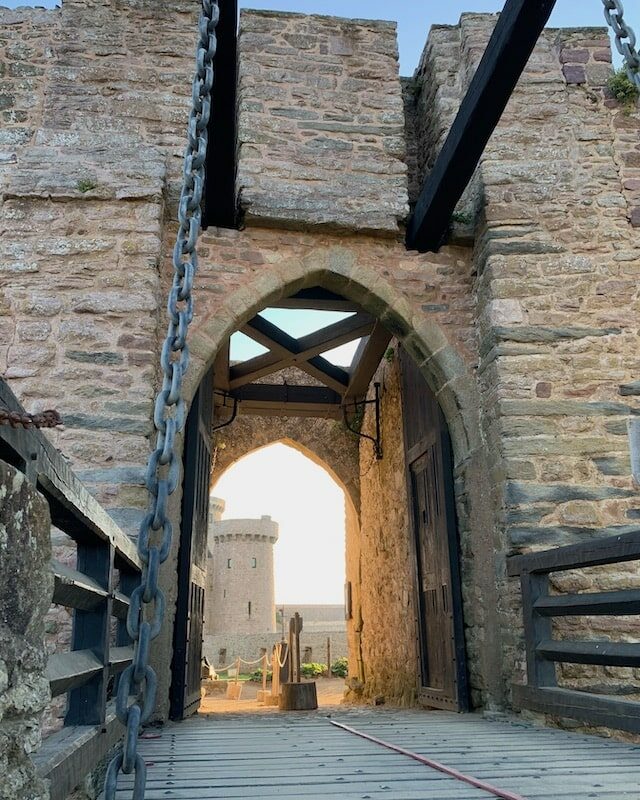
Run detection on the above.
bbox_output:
[1,0,640,797]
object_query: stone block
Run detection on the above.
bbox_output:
[562,64,586,84]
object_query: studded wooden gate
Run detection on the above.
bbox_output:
[170,369,214,720]
[399,347,469,711]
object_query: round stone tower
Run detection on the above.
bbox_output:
[205,497,279,635]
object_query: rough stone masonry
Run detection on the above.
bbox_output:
[0,0,639,725]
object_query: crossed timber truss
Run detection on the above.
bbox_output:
[213,288,392,419]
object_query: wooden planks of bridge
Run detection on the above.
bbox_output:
[111,709,640,799]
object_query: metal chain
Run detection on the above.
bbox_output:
[0,407,62,429]
[602,0,640,89]
[104,1,219,798]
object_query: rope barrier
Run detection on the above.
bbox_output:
[212,655,270,673]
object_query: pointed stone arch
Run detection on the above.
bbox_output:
[187,252,482,473]
[177,246,503,707]
[211,428,360,519]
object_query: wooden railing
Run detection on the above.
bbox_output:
[507,531,640,734]
[0,378,141,800]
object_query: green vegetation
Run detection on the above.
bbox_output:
[76,178,97,193]
[216,672,253,682]
[384,347,395,363]
[330,656,348,678]
[608,68,639,112]
[301,662,327,679]
[452,210,473,225]
[250,668,273,682]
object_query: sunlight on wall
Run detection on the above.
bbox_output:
[211,443,346,604]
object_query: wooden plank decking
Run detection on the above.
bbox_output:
[114,709,640,799]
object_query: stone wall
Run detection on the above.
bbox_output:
[203,630,347,670]
[407,16,640,699]
[0,460,52,800]
[351,351,419,706]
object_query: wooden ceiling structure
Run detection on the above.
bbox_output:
[213,288,392,420]
[209,0,559,419]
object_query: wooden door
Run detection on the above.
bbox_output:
[170,369,214,720]
[400,347,469,711]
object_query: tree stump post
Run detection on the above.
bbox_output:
[279,681,318,711]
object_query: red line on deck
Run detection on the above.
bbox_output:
[329,720,528,800]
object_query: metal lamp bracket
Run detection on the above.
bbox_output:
[342,382,382,460]
[212,390,239,432]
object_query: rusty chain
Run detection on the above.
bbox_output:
[103,1,219,798]
[0,407,62,429]
[602,0,640,89]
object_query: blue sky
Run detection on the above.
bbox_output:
[2,1,617,74]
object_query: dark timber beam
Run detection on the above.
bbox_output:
[240,315,351,393]
[343,322,392,401]
[203,0,238,229]
[230,312,374,389]
[406,0,557,253]
[271,288,359,312]
[233,384,343,419]
[238,404,342,420]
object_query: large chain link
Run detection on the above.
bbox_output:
[602,0,640,89]
[104,2,219,798]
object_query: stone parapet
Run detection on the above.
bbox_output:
[213,533,279,544]
[236,10,409,233]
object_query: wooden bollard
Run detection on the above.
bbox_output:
[279,613,317,711]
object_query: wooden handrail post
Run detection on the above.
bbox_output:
[520,572,556,688]
[65,539,114,725]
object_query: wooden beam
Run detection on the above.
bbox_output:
[234,384,342,406]
[239,314,351,393]
[512,685,640,734]
[109,646,134,675]
[112,590,131,620]
[46,650,103,697]
[213,338,230,392]
[406,0,557,252]
[507,530,640,577]
[270,287,359,312]
[537,640,640,668]
[230,313,373,389]
[52,561,108,611]
[534,589,640,617]
[34,707,125,800]
[0,378,141,572]
[234,385,342,419]
[202,0,238,229]
[343,322,392,401]
[239,404,342,420]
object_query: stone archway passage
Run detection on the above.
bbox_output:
[182,262,500,709]
[211,418,360,518]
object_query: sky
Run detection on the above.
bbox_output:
[231,308,360,364]
[1,1,619,75]
[212,443,346,604]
